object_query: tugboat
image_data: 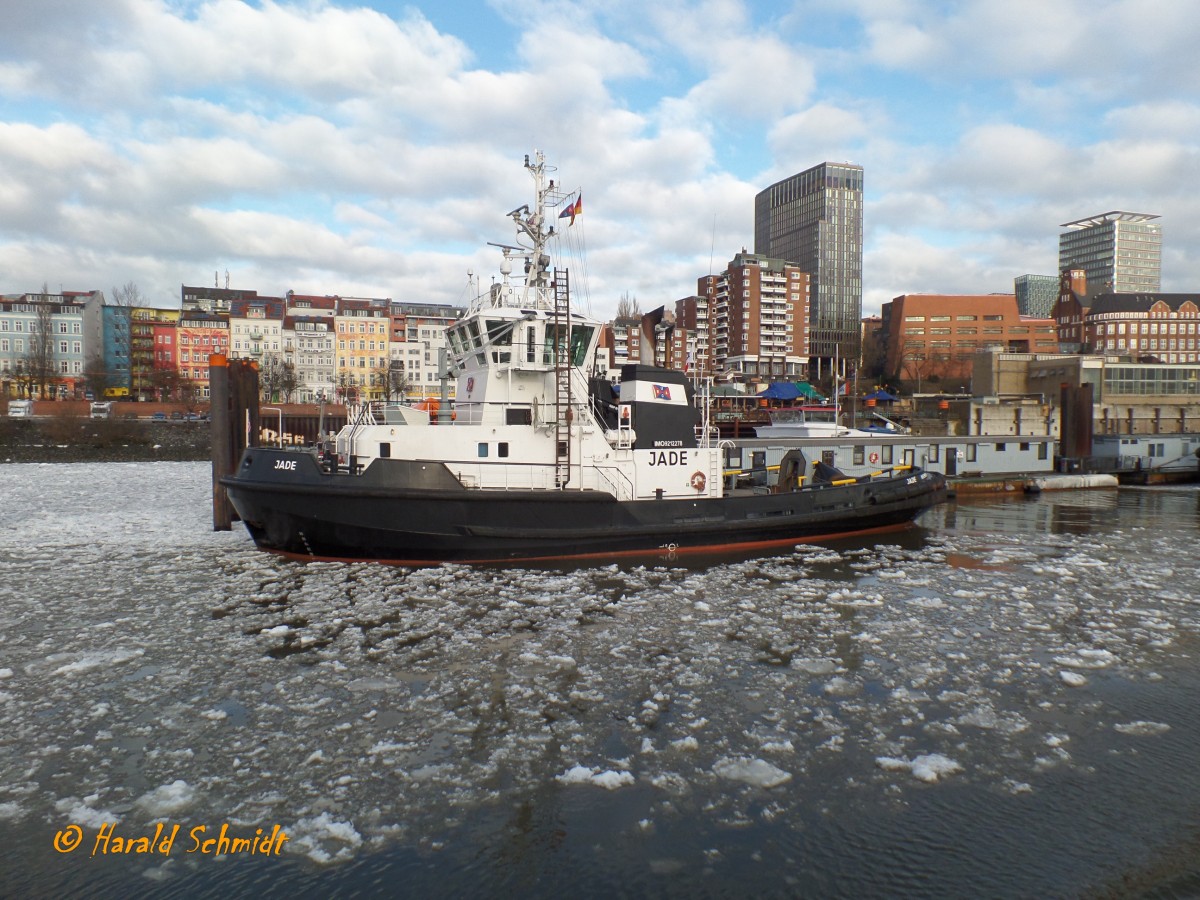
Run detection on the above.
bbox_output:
[221,152,947,564]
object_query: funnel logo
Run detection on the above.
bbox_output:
[652,384,672,401]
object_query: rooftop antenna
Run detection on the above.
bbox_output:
[225,270,231,289]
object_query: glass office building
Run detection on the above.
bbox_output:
[1014,274,1060,318]
[754,162,863,365]
[1059,211,1161,297]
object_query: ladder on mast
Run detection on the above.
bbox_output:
[553,270,572,488]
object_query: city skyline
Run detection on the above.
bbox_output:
[2,1,1198,320]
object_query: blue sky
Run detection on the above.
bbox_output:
[2,0,1198,319]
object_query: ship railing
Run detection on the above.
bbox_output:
[448,459,634,499]
[588,463,634,501]
[342,401,381,466]
[694,423,721,447]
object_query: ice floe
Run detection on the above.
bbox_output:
[0,463,1198,879]
[556,766,635,789]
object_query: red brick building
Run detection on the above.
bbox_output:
[881,294,1058,387]
[1056,269,1200,361]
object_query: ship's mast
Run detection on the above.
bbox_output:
[488,151,555,311]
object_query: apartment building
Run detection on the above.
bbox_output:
[129,307,181,399]
[176,310,229,397]
[698,252,810,382]
[285,315,336,402]
[388,301,464,398]
[334,299,390,402]
[0,291,92,398]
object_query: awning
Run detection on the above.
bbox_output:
[758,382,802,400]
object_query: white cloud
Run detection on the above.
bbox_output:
[1104,101,1200,141]
[766,103,873,178]
[682,35,816,121]
[3,0,1200,322]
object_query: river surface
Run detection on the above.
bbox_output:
[1,461,1199,898]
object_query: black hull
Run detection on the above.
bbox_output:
[220,449,948,564]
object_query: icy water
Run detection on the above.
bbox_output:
[2,462,1200,899]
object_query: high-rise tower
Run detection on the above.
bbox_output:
[1058,211,1161,297]
[754,162,863,368]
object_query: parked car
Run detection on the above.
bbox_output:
[170,411,184,420]
[152,412,167,420]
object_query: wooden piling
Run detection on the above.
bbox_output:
[210,354,233,530]
[211,355,261,531]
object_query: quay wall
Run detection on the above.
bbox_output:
[0,418,211,463]
[1,401,345,463]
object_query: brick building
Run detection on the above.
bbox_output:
[882,294,1058,388]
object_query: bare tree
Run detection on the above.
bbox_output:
[259,354,284,402]
[178,375,201,412]
[375,360,411,401]
[334,369,358,405]
[615,291,641,321]
[258,355,302,403]
[23,285,57,399]
[150,367,182,402]
[899,354,935,393]
[12,359,35,399]
[83,354,109,400]
[279,363,302,403]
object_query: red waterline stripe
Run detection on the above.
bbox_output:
[252,521,916,568]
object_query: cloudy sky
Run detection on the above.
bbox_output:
[2,0,1198,320]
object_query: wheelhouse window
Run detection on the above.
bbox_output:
[486,319,514,363]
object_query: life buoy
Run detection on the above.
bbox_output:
[869,452,879,464]
[690,471,707,492]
